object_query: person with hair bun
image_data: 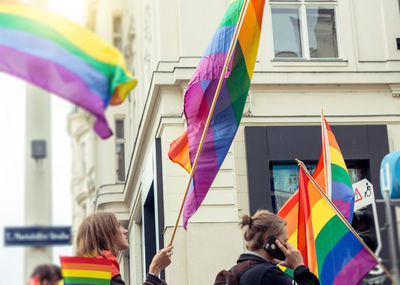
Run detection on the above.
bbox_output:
[75,211,173,285]
[234,210,319,285]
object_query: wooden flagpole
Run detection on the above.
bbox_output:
[320,109,329,194]
[168,0,250,246]
[295,158,397,285]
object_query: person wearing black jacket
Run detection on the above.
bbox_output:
[236,210,319,285]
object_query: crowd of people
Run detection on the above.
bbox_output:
[29,210,319,285]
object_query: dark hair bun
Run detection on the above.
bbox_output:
[240,214,252,228]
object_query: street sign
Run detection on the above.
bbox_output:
[380,150,400,199]
[4,226,71,246]
[352,179,375,210]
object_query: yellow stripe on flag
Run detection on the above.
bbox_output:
[61,269,111,279]
[311,198,335,237]
[329,147,348,171]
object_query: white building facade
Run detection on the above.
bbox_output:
[68,0,400,284]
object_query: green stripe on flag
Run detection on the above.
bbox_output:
[217,0,244,28]
[315,215,349,277]
[331,164,352,188]
[63,276,111,285]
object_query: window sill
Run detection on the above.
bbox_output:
[270,58,348,67]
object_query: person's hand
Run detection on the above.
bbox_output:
[148,245,174,276]
[273,240,304,270]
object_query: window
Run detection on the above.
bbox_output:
[271,0,338,59]
[271,161,368,212]
[113,14,122,51]
[115,119,125,182]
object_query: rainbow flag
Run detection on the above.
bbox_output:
[278,117,355,230]
[284,165,377,285]
[60,256,112,285]
[27,275,40,285]
[176,0,265,229]
[0,1,137,139]
[317,116,355,222]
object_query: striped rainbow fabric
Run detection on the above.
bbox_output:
[316,116,355,222]
[177,0,265,229]
[0,1,137,139]
[60,256,112,285]
[283,165,377,285]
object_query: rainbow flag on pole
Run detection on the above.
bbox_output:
[60,256,112,285]
[0,1,137,139]
[170,0,265,229]
[286,165,377,284]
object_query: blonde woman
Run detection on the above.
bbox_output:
[75,212,173,285]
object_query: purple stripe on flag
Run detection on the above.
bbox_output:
[333,248,377,285]
[0,45,111,138]
[332,199,350,221]
[0,27,109,101]
[332,181,354,222]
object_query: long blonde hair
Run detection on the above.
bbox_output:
[240,209,286,251]
[75,212,121,257]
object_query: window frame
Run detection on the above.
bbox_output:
[115,117,126,182]
[270,0,341,60]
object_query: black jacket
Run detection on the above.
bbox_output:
[111,273,165,285]
[237,253,320,285]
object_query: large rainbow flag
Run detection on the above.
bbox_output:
[284,164,377,285]
[0,1,137,139]
[60,256,112,285]
[170,0,265,229]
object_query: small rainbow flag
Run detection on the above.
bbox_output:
[0,1,137,139]
[288,164,377,284]
[60,256,112,285]
[171,0,265,229]
[27,275,40,285]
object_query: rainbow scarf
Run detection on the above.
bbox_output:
[60,256,112,285]
[171,0,265,229]
[0,1,137,139]
[282,166,377,284]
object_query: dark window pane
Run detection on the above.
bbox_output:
[115,119,124,138]
[271,7,303,58]
[307,7,338,58]
[116,142,125,181]
[271,161,367,212]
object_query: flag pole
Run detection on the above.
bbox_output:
[295,158,398,285]
[168,0,250,246]
[320,109,329,194]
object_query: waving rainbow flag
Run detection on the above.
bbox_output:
[178,0,265,228]
[0,1,137,139]
[60,256,112,285]
[317,116,355,222]
[288,164,377,285]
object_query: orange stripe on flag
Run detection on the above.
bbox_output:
[168,130,191,173]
